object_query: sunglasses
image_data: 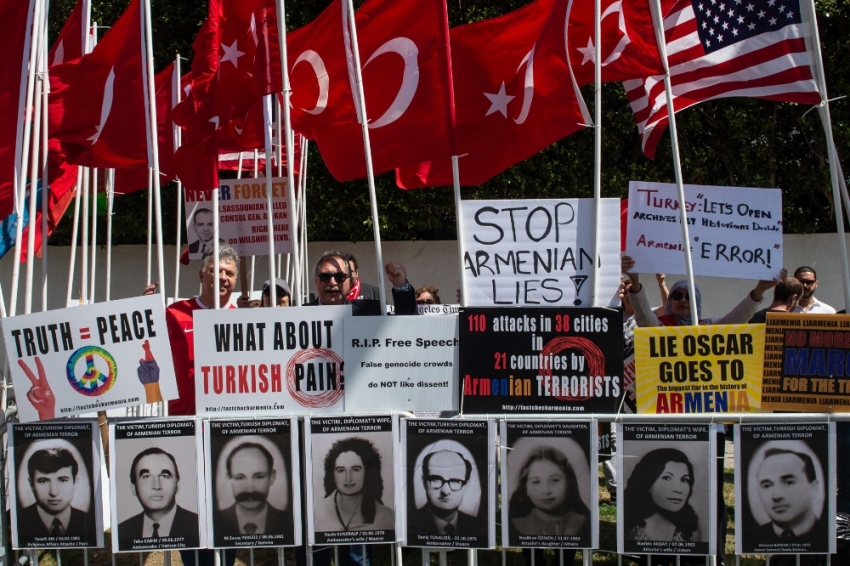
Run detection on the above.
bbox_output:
[669,291,690,302]
[800,280,816,286]
[318,272,348,284]
[416,299,436,305]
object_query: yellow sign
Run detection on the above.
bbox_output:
[634,324,765,413]
[761,312,850,412]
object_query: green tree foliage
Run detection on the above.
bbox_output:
[46,0,850,247]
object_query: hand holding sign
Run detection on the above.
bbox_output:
[749,268,787,302]
[137,340,163,403]
[19,358,55,420]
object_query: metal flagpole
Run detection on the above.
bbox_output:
[141,0,166,308]
[105,169,115,301]
[173,55,184,301]
[300,136,309,302]
[81,167,89,304]
[40,9,49,312]
[342,0,388,313]
[262,96,278,307]
[274,0,302,305]
[591,0,603,306]
[9,0,41,316]
[647,0,699,325]
[214,187,220,309]
[146,170,152,284]
[66,170,82,306]
[90,168,98,302]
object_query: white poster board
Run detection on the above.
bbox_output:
[193,305,350,415]
[343,316,458,413]
[1,295,179,422]
[184,177,293,260]
[625,181,782,280]
[459,198,621,307]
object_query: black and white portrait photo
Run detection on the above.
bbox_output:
[500,421,596,549]
[306,415,397,545]
[110,419,204,552]
[206,418,299,547]
[402,418,495,549]
[186,205,225,258]
[735,423,835,555]
[616,424,716,556]
[9,420,102,549]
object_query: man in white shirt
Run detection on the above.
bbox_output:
[792,266,836,313]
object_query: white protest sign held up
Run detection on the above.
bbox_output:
[193,305,350,416]
[626,181,782,280]
[343,316,458,412]
[1,295,179,422]
[184,177,294,260]
[460,199,621,307]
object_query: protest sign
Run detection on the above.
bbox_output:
[500,420,597,549]
[9,420,103,549]
[459,199,621,307]
[634,324,765,413]
[194,305,349,415]
[305,415,398,545]
[401,418,495,549]
[459,307,623,414]
[204,417,300,548]
[761,313,850,411]
[343,316,458,413]
[110,419,206,552]
[616,423,717,556]
[625,181,782,280]
[184,177,293,260]
[734,423,835,555]
[1,295,179,422]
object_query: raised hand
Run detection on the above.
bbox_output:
[19,357,55,420]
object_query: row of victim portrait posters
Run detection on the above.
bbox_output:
[9,417,836,556]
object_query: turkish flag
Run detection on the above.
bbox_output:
[0,0,35,221]
[49,0,86,66]
[396,0,590,188]
[308,0,455,182]
[49,0,149,169]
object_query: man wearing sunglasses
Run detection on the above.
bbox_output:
[792,267,836,314]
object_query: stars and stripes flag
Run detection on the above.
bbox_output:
[623,0,822,158]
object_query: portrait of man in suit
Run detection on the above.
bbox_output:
[214,442,291,544]
[16,447,96,545]
[187,208,224,254]
[410,449,486,539]
[118,447,199,541]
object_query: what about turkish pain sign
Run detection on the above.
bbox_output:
[634,324,765,414]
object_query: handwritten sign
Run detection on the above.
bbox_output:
[761,313,850,412]
[0,295,179,422]
[634,324,765,413]
[184,177,293,260]
[625,181,782,280]
[459,199,621,307]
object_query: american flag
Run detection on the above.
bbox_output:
[623,0,822,157]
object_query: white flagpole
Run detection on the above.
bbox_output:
[648,0,699,325]
[65,170,82,305]
[274,0,302,305]
[591,0,603,306]
[80,167,89,304]
[213,187,220,309]
[141,0,166,308]
[146,170,152,283]
[300,136,309,302]
[342,0,388,313]
[173,55,184,302]
[10,0,42,317]
[262,95,278,307]
[40,10,49,312]
[90,168,98,302]
[105,169,115,301]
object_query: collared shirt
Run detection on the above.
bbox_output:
[429,508,458,535]
[235,503,269,534]
[793,298,836,314]
[37,506,71,535]
[142,504,178,538]
[770,513,817,539]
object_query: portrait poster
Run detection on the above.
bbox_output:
[0,294,179,422]
[304,414,398,545]
[109,418,206,552]
[401,418,496,549]
[734,422,835,555]
[459,307,624,414]
[9,420,103,549]
[616,423,716,555]
[204,418,300,548]
[500,420,597,549]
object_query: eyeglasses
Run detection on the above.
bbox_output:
[416,299,436,305]
[318,272,348,284]
[425,476,467,491]
[669,291,690,302]
[799,280,816,286]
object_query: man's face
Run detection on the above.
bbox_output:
[348,260,359,282]
[193,212,214,244]
[31,467,75,515]
[228,447,275,511]
[200,259,237,304]
[262,293,290,307]
[757,453,819,528]
[424,451,468,513]
[132,454,179,513]
[796,272,817,299]
[314,258,351,305]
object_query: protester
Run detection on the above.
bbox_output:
[237,278,292,308]
[748,277,802,323]
[792,266,836,313]
[415,285,441,305]
[343,252,381,301]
